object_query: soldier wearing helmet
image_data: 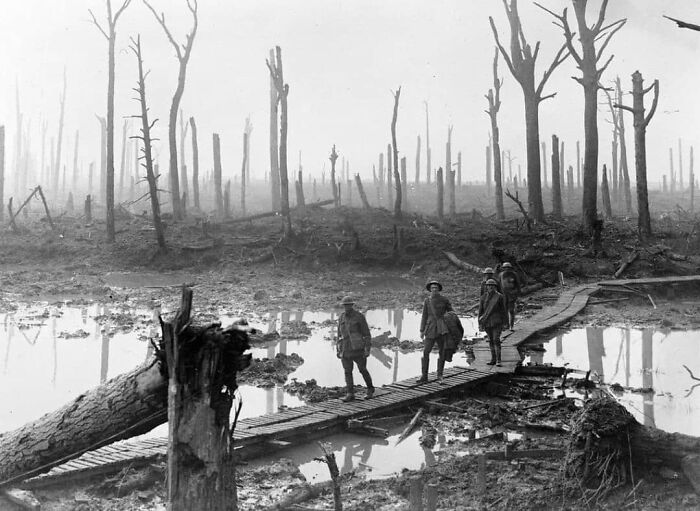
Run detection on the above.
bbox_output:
[336,295,374,401]
[480,267,502,295]
[418,280,454,384]
[498,262,522,331]
[478,279,508,366]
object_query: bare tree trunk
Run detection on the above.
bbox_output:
[13,83,22,200]
[178,110,189,210]
[54,70,66,204]
[355,174,370,209]
[437,167,444,220]
[391,88,402,218]
[387,144,393,209]
[379,153,384,185]
[224,180,231,218]
[541,141,548,188]
[551,135,562,219]
[691,146,695,213]
[400,157,407,211]
[457,151,462,190]
[189,117,200,210]
[601,164,612,219]
[268,51,280,211]
[616,79,632,215]
[486,145,492,193]
[97,116,106,206]
[118,120,128,202]
[72,130,79,196]
[679,139,684,189]
[295,170,305,209]
[330,145,338,207]
[669,147,676,193]
[446,125,454,217]
[213,134,224,217]
[487,50,504,220]
[424,101,431,184]
[143,0,198,221]
[616,72,659,238]
[130,36,166,250]
[241,132,249,215]
[415,135,421,184]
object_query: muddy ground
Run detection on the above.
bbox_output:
[1,204,699,510]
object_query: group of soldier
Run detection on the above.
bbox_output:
[335,262,521,401]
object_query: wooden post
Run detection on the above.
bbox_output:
[85,194,92,223]
[409,476,424,511]
[213,133,224,217]
[551,135,562,219]
[355,174,371,210]
[189,117,200,210]
[437,167,444,220]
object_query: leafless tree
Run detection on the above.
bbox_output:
[267,46,292,237]
[538,0,626,232]
[664,15,700,32]
[329,145,339,207]
[178,109,189,208]
[142,0,198,221]
[485,48,505,220]
[268,49,281,211]
[90,0,132,241]
[490,0,569,222]
[615,71,659,238]
[424,101,431,184]
[53,69,67,201]
[391,87,402,219]
[129,35,166,250]
[188,116,199,209]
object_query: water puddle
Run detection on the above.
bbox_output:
[525,327,700,436]
[0,303,478,435]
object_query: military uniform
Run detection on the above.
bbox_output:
[499,269,521,329]
[419,292,453,383]
[337,308,374,400]
[478,284,508,365]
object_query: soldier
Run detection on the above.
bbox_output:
[478,279,508,366]
[499,262,521,330]
[418,280,453,384]
[480,267,501,295]
[336,296,374,401]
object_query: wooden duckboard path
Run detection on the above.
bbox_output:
[24,281,607,487]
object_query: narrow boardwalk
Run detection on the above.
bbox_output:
[27,282,603,486]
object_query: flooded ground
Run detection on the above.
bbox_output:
[525,327,700,436]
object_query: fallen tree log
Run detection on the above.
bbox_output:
[443,251,483,274]
[0,291,251,490]
[613,251,639,279]
[226,198,334,224]
[566,397,700,499]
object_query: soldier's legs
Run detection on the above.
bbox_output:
[436,336,446,384]
[354,355,374,397]
[506,296,517,329]
[485,328,497,365]
[492,328,503,366]
[418,336,436,383]
[341,356,355,400]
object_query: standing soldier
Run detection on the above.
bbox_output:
[337,296,374,401]
[480,267,501,295]
[499,262,521,330]
[478,279,508,366]
[419,280,453,384]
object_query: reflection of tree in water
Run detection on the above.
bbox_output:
[555,334,563,357]
[642,329,656,428]
[100,306,110,383]
[393,308,403,340]
[586,327,605,381]
[611,328,630,387]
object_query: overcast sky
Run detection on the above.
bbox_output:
[1,0,699,191]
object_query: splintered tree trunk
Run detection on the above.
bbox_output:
[551,135,562,219]
[189,117,200,210]
[295,170,305,208]
[387,144,393,210]
[436,167,444,220]
[179,112,189,209]
[601,164,612,219]
[448,169,455,217]
[576,140,582,191]
[118,121,128,202]
[213,133,224,217]
[55,71,66,203]
[164,288,251,510]
[457,151,462,189]
[400,157,407,211]
[0,360,167,486]
[541,141,548,188]
[670,148,676,193]
[354,174,370,209]
[581,85,599,232]
[691,147,695,213]
[98,117,107,205]
[486,145,492,193]
[330,145,338,207]
[73,130,80,195]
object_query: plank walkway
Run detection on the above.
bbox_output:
[23,282,604,487]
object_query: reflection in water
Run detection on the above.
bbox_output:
[528,327,699,436]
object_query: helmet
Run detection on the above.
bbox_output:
[482,267,494,274]
[425,280,443,291]
[502,262,513,269]
[340,296,355,305]
[485,279,498,286]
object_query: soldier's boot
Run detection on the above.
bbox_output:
[416,357,429,383]
[495,346,502,367]
[486,344,497,365]
[342,373,355,402]
[437,357,446,385]
[362,371,375,400]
